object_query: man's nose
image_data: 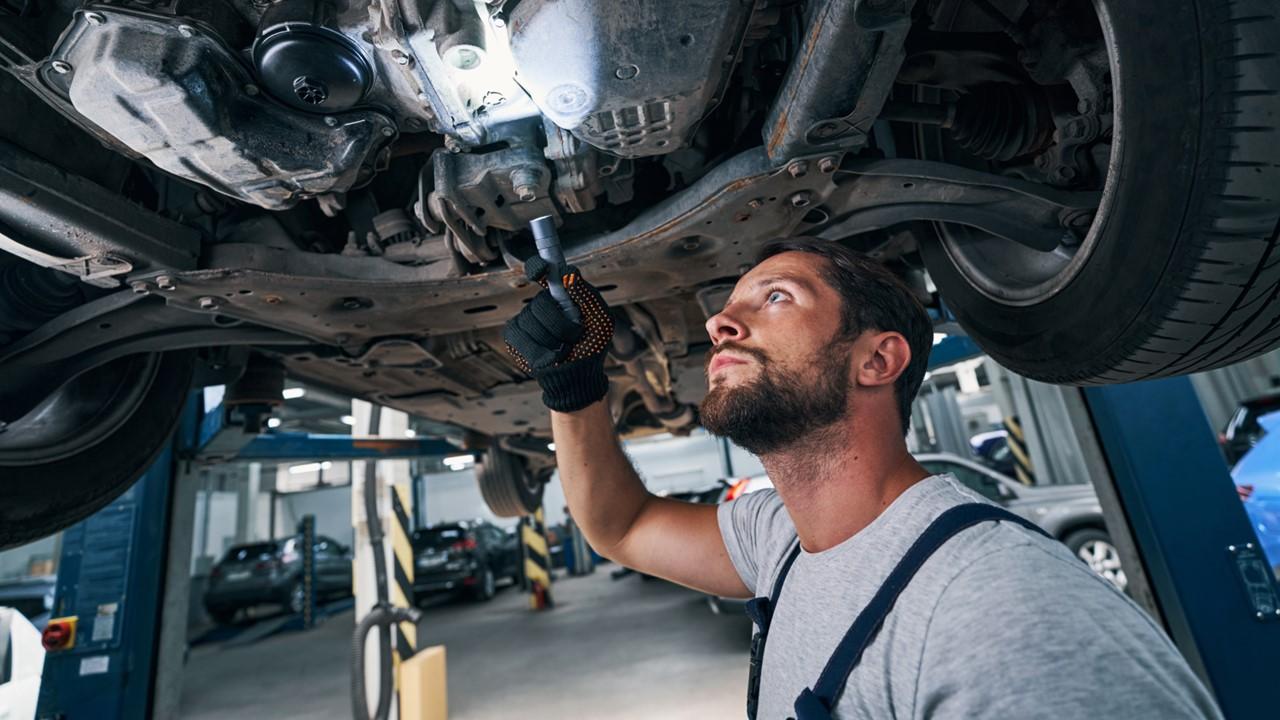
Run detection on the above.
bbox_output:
[705,308,747,345]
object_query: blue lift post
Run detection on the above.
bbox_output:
[33,398,197,719]
[1080,378,1280,720]
[930,336,1280,717]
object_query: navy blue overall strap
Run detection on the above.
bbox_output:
[792,503,1051,720]
[744,537,802,628]
[745,537,803,720]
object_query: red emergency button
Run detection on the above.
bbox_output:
[42,616,77,651]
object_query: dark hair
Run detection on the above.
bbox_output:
[757,238,932,435]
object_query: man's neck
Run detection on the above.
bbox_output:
[759,423,929,553]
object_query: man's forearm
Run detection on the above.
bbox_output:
[550,400,652,559]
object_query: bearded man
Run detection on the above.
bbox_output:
[503,238,1220,720]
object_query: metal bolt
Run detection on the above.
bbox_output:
[615,64,640,80]
[324,116,338,127]
[747,198,764,209]
[1077,98,1094,115]
[818,156,838,174]
[130,281,149,295]
[491,15,506,28]
[264,294,283,305]
[198,296,219,311]
[682,237,700,251]
[511,167,541,202]
[1065,119,1086,139]
[381,126,395,137]
[392,50,411,66]
[789,191,812,208]
[244,84,260,96]
[444,136,464,153]
[50,60,72,75]
[84,11,105,25]
[787,161,809,179]
[1054,166,1077,183]
[155,275,176,291]
[178,25,195,38]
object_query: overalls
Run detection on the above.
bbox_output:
[743,503,1052,720]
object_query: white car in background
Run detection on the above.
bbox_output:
[0,607,45,720]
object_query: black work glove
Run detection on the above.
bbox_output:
[503,256,614,412]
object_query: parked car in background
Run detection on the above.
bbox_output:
[412,521,520,603]
[1229,422,1280,575]
[710,452,1123,616]
[1220,393,1280,467]
[0,607,45,720]
[0,575,55,631]
[204,535,353,625]
[970,430,1016,478]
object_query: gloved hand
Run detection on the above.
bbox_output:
[503,256,614,412]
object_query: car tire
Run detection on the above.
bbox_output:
[470,568,496,602]
[477,444,544,517]
[208,607,237,626]
[1064,527,1127,592]
[286,581,306,615]
[916,0,1280,384]
[0,351,195,549]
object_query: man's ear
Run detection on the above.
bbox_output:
[854,331,912,389]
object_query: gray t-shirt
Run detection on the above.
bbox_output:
[717,474,1222,720]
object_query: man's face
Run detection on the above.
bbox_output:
[698,252,854,454]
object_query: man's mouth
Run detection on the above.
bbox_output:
[709,354,748,375]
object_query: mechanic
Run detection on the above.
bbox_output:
[504,238,1222,719]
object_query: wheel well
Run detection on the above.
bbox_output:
[1054,519,1108,544]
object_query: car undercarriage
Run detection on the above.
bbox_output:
[3,0,1279,540]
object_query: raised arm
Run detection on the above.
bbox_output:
[551,401,749,598]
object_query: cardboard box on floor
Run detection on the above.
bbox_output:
[400,645,447,720]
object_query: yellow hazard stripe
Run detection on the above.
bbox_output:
[524,558,551,586]
[390,485,416,654]
[521,524,549,556]
[1004,416,1025,442]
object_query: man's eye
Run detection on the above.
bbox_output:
[766,290,787,304]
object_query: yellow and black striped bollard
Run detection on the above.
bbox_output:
[522,508,554,610]
[1004,415,1037,486]
[390,484,417,664]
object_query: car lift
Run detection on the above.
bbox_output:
[34,392,456,719]
[29,341,1280,720]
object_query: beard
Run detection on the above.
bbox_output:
[699,341,852,455]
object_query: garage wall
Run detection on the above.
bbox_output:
[275,484,356,546]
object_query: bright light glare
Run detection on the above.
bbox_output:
[267,418,282,428]
[932,333,947,346]
[404,429,417,438]
[340,415,355,426]
[289,461,332,475]
[547,443,556,452]
[443,454,475,471]
[282,387,306,400]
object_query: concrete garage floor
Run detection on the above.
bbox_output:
[179,569,752,719]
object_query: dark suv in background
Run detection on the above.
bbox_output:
[204,535,352,624]
[412,521,520,603]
